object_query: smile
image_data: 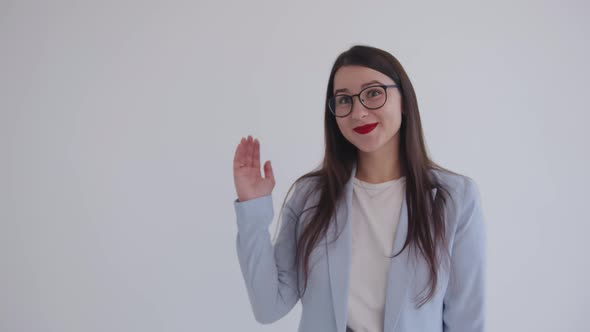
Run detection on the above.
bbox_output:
[353,123,378,134]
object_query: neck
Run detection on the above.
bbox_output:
[354,139,405,184]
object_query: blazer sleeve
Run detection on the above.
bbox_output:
[443,177,487,332]
[233,187,301,324]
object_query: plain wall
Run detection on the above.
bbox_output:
[1,0,589,331]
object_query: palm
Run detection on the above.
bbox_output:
[233,135,275,202]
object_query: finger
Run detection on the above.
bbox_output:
[264,160,274,182]
[233,137,246,169]
[252,138,261,174]
[246,135,253,167]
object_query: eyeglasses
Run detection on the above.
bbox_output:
[328,84,399,117]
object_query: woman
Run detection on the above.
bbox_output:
[232,45,486,332]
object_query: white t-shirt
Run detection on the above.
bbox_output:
[346,175,406,332]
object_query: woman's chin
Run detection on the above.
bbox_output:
[353,141,382,154]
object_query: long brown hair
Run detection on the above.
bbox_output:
[274,44,456,308]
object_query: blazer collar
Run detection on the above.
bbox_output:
[325,160,437,331]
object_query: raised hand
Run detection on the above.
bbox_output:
[233,135,275,202]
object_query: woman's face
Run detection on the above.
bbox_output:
[333,65,403,154]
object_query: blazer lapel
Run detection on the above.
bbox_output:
[382,185,413,331]
[383,185,438,330]
[326,161,356,332]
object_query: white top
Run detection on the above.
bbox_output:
[346,175,406,332]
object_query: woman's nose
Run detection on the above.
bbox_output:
[351,97,369,119]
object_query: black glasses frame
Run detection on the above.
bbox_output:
[328,84,399,117]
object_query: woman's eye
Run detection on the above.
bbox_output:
[368,89,382,97]
[337,96,351,104]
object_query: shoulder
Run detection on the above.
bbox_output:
[284,175,322,212]
[430,168,482,206]
[429,168,485,236]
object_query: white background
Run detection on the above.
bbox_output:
[1,0,589,331]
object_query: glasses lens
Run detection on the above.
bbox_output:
[360,86,386,109]
[328,86,387,117]
[329,95,352,117]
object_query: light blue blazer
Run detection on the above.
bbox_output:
[234,160,486,332]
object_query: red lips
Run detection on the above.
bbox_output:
[353,123,378,134]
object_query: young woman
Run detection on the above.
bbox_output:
[232,45,486,332]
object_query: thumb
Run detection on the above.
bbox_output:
[264,160,275,182]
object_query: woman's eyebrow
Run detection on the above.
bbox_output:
[334,80,384,94]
